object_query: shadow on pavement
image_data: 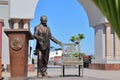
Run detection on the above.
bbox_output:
[28,75,111,80]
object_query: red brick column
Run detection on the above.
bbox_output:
[4,18,33,79]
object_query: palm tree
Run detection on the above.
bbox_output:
[76,34,85,43]
[92,0,120,38]
[70,34,85,44]
[70,34,85,58]
[76,34,85,57]
[70,35,77,43]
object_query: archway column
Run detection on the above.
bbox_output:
[105,23,112,59]
[114,32,120,59]
[78,0,120,70]
[0,20,2,79]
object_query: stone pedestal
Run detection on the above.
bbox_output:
[6,64,35,72]
[4,29,33,80]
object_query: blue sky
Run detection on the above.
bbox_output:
[30,0,94,55]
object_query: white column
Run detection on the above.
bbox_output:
[114,32,120,59]
[105,23,111,59]
[22,19,30,29]
[0,20,2,79]
[12,19,20,29]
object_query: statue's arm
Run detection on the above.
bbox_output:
[48,27,61,44]
[34,27,43,41]
[50,35,61,44]
[50,35,63,47]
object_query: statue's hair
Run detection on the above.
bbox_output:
[40,15,47,21]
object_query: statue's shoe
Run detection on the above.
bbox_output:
[37,72,42,78]
[42,72,50,78]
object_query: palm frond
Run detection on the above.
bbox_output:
[70,36,77,42]
[78,34,85,40]
[92,0,120,38]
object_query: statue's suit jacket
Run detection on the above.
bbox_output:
[34,24,59,50]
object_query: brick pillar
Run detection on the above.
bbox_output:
[114,32,120,59]
[0,21,2,79]
[4,18,33,79]
[105,23,111,59]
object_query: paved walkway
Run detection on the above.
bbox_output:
[2,65,120,80]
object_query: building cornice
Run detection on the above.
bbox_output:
[0,1,8,5]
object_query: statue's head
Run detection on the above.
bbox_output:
[40,15,47,25]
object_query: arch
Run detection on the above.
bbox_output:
[30,0,94,56]
[31,0,120,70]
[78,0,108,27]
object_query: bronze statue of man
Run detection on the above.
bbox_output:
[34,15,62,78]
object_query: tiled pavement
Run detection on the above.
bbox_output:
[2,65,120,80]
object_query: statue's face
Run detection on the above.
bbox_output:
[41,19,47,24]
[41,16,47,25]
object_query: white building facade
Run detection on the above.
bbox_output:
[49,50,62,61]
[0,0,38,68]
